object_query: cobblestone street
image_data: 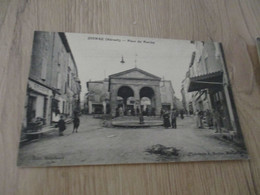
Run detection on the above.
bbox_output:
[18,115,247,167]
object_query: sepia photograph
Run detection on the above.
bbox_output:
[17,31,248,167]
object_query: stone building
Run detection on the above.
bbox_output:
[86,79,110,114]
[109,68,162,116]
[183,41,240,135]
[181,73,194,115]
[160,80,176,111]
[85,68,179,117]
[23,31,81,129]
[174,96,184,110]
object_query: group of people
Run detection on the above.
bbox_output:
[116,106,156,117]
[161,108,179,129]
[56,113,80,136]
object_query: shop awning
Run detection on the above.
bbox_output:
[187,71,223,92]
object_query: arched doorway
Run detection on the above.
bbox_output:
[139,87,155,116]
[117,86,134,116]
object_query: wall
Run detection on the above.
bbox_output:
[190,42,223,78]
[109,77,161,116]
[87,80,109,113]
[26,32,81,123]
[160,80,175,109]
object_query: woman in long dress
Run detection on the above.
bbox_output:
[163,111,171,128]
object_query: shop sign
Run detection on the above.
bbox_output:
[28,81,51,95]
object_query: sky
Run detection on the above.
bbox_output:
[66,33,196,100]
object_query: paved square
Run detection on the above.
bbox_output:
[18,115,247,167]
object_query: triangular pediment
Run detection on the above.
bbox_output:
[109,68,161,80]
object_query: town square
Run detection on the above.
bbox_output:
[18,115,247,167]
[17,31,248,167]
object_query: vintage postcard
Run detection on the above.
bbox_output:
[17,31,248,167]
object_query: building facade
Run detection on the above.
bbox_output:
[181,73,194,115]
[109,68,162,116]
[160,80,176,111]
[23,32,81,130]
[86,79,110,114]
[182,41,241,136]
[86,68,179,116]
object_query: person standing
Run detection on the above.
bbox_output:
[131,108,135,116]
[72,115,80,133]
[198,110,204,128]
[56,115,66,136]
[213,109,221,133]
[163,110,171,128]
[171,109,177,129]
[116,107,119,117]
[180,110,184,120]
[145,107,149,116]
[119,106,123,116]
[139,111,144,124]
[160,108,164,118]
[195,110,201,128]
[205,109,213,128]
[151,107,156,116]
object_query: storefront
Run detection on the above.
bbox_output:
[188,71,233,131]
[26,80,52,128]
